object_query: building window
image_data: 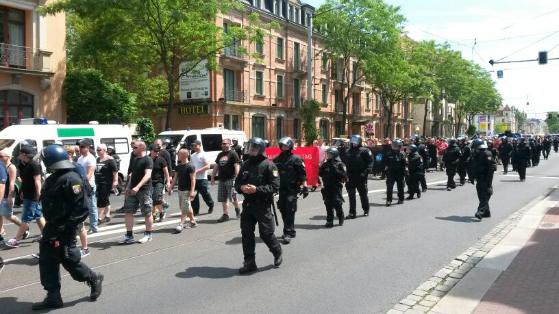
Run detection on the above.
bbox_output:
[366,93,370,110]
[293,42,300,69]
[352,61,358,82]
[335,90,342,112]
[289,5,293,21]
[255,0,261,9]
[256,41,263,54]
[276,37,284,59]
[293,79,301,107]
[295,8,299,24]
[353,93,360,115]
[322,84,328,104]
[276,116,283,140]
[320,120,329,140]
[375,93,380,110]
[293,118,301,140]
[274,0,280,15]
[0,7,25,68]
[0,90,34,129]
[256,71,264,95]
[252,115,266,138]
[224,114,240,130]
[321,53,328,71]
[276,75,284,99]
[335,121,343,137]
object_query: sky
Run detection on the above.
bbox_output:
[305,0,559,119]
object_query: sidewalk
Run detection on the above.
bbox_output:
[389,186,559,314]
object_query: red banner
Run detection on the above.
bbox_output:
[265,146,320,187]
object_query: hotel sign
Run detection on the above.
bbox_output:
[178,104,209,115]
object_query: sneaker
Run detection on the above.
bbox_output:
[22,230,30,240]
[208,206,213,214]
[118,235,135,245]
[217,214,230,223]
[87,229,98,234]
[31,293,63,310]
[235,208,241,218]
[174,225,183,233]
[31,253,40,259]
[5,238,19,248]
[80,248,90,258]
[189,221,198,228]
[88,273,104,301]
[97,219,103,226]
[137,234,152,244]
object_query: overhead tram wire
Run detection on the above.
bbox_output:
[494,30,559,62]
[501,7,559,31]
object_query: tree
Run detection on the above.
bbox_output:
[136,117,157,144]
[546,112,559,133]
[43,0,270,129]
[64,69,137,123]
[315,0,404,135]
[513,107,527,132]
[297,100,321,146]
[466,125,476,137]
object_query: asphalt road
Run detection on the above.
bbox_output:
[1,152,559,314]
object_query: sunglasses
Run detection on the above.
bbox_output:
[96,149,103,151]
[221,143,230,145]
[79,145,88,148]
[132,146,139,149]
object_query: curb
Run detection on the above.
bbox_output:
[387,186,557,314]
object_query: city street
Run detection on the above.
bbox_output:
[1,153,559,313]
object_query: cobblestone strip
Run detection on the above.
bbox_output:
[387,195,543,314]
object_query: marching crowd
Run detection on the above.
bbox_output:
[0,132,557,309]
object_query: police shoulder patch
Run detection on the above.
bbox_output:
[272,169,279,177]
[72,184,82,194]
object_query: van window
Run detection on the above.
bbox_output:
[101,138,129,154]
[0,139,14,150]
[61,139,80,146]
[160,135,184,148]
[201,134,222,152]
[43,140,56,146]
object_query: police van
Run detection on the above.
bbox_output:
[158,128,247,167]
[0,119,133,185]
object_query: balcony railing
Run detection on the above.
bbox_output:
[0,43,52,72]
[223,89,245,102]
[223,46,245,59]
[291,59,307,73]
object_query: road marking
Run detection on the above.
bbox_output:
[342,179,448,197]
[501,174,559,180]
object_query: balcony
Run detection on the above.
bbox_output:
[222,89,246,103]
[220,46,247,69]
[291,96,305,109]
[0,43,53,75]
[291,59,307,77]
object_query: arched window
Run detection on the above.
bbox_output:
[0,90,34,129]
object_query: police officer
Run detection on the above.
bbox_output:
[273,137,307,244]
[443,138,461,191]
[406,144,423,200]
[319,147,347,228]
[515,138,531,182]
[234,138,282,274]
[341,135,373,219]
[542,136,552,160]
[385,139,407,206]
[417,142,429,192]
[469,139,496,220]
[498,137,513,173]
[232,138,243,159]
[457,138,471,185]
[553,136,559,153]
[32,145,103,310]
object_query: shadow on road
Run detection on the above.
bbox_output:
[429,187,450,191]
[370,203,387,207]
[224,237,263,245]
[0,296,89,313]
[500,179,520,182]
[5,257,39,266]
[435,215,480,223]
[176,265,276,279]
[308,215,326,220]
[294,223,325,230]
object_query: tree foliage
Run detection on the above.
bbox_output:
[64,69,137,124]
[546,112,559,133]
[136,117,157,144]
[297,99,321,146]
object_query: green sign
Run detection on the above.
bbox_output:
[57,128,95,137]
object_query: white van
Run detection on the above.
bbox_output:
[0,122,133,185]
[158,128,247,167]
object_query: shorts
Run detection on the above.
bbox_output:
[96,184,111,208]
[178,190,193,215]
[123,187,153,216]
[0,199,13,217]
[152,182,164,206]
[217,179,237,203]
[22,199,43,223]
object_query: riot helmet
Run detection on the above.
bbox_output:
[349,135,363,148]
[278,137,295,150]
[41,144,75,170]
[326,147,340,159]
[391,139,403,150]
[247,137,267,156]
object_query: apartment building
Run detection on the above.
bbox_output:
[0,0,66,129]
[160,0,412,141]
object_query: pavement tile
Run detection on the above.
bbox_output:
[411,305,430,312]
[419,300,437,307]
[412,289,428,297]
[400,298,417,307]
[424,295,441,302]
[394,304,411,311]
[448,271,464,279]
[387,310,404,314]
[406,294,422,302]
[418,280,438,291]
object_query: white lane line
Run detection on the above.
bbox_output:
[342,179,447,197]
[501,174,559,180]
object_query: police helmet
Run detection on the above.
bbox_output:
[448,138,457,146]
[479,141,488,149]
[349,135,363,148]
[41,145,75,170]
[391,139,403,150]
[326,147,340,159]
[247,137,267,156]
[278,137,295,150]
[408,144,418,154]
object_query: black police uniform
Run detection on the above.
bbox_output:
[406,151,424,199]
[442,144,461,189]
[542,137,551,159]
[417,144,429,190]
[515,141,531,181]
[385,149,407,205]
[319,157,347,226]
[235,155,282,270]
[553,137,559,153]
[342,146,373,217]
[457,143,471,185]
[273,151,307,240]
[498,141,513,173]
[36,169,102,309]
[470,148,496,219]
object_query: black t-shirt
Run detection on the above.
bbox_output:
[151,156,167,184]
[129,155,153,190]
[175,162,195,191]
[158,149,173,171]
[95,157,118,186]
[215,150,240,181]
[20,160,42,199]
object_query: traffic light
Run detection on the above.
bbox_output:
[497,70,503,78]
[539,51,547,64]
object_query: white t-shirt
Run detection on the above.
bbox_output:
[190,151,209,180]
[78,154,97,186]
